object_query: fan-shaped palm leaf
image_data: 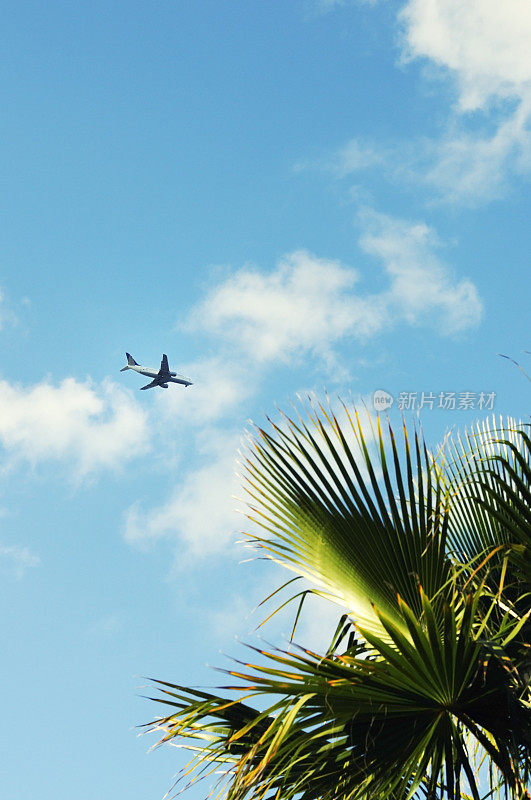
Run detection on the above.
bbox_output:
[243,404,449,638]
[445,418,531,611]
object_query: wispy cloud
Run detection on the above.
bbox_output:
[399,0,531,202]
[124,429,242,558]
[294,139,385,182]
[357,209,483,333]
[186,251,374,363]
[0,377,149,477]
[88,612,123,638]
[334,139,387,177]
[422,102,531,203]
[328,115,531,205]
[312,0,377,12]
[154,357,255,428]
[186,219,481,368]
[316,1,531,205]
[0,543,40,578]
[0,286,19,331]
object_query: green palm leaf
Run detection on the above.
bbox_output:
[146,584,529,800]
[243,403,449,639]
[144,406,531,800]
[445,418,531,603]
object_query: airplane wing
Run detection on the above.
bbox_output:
[159,354,169,374]
[140,379,159,390]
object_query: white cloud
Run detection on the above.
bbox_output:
[358,210,483,332]
[400,0,531,110]
[335,138,386,176]
[124,430,241,557]
[186,251,378,363]
[0,544,40,578]
[321,2,531,204]
[186,221,481,368]
[423,98,531,202]
[398,0,531,201]
[154,357,255,428]
[331,113,531,205]
[0,377,150,476]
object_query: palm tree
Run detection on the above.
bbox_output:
[144,404,531,800]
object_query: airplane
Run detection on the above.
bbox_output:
[120,353,193,390]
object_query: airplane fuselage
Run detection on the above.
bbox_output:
[128,364,192,386]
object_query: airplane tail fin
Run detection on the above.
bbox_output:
[120,352,138,371]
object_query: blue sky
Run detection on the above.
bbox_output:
[0,1,529,797]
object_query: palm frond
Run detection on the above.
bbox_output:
[445,418,531,604]
[242,403,450,639]
[146,584,530,800]
[145,406,531,800]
